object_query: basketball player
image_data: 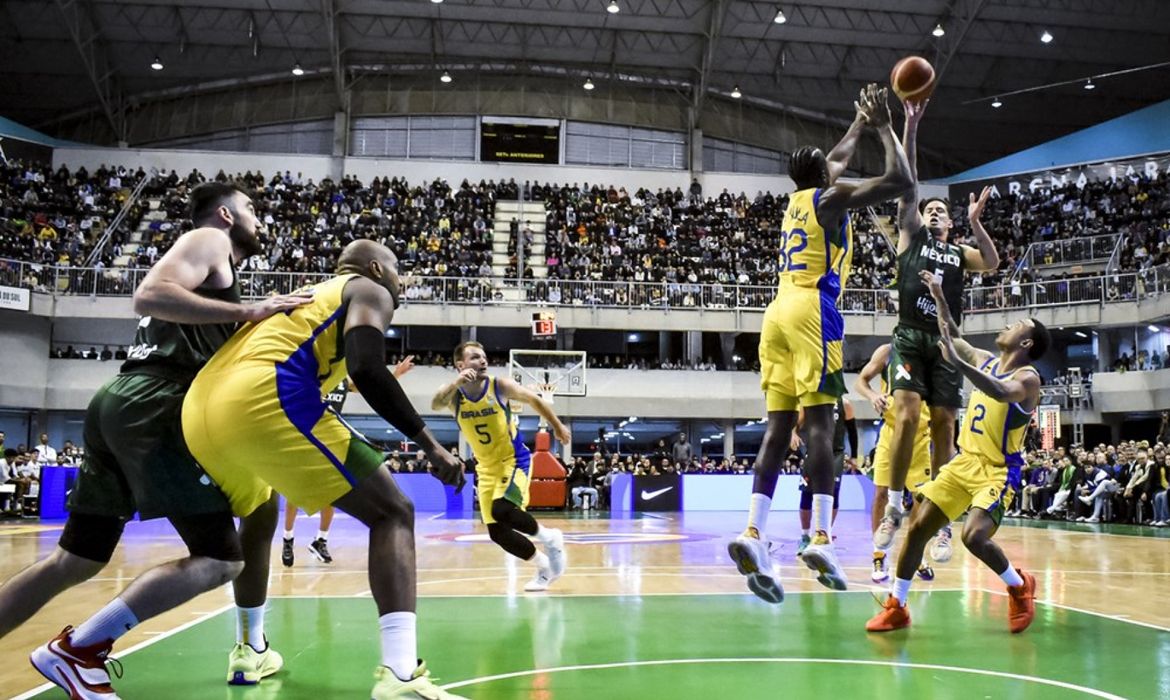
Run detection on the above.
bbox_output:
[792,398,858,557]
[4,183,310,697]
[432,342,569,591]
[854,344,940,583]
[873,96,1000,551]
[866,271,1047,633]
[282,360,413,568]
[182,239,468,699]
[728,83,914,602]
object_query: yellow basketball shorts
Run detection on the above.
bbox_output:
[476,457,531,525]
[758,291,845,412]
[919,451,1014,522]
[871,421,932,493]
[182,363,384,517]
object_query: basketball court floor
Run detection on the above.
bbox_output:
[1,511,1167,699]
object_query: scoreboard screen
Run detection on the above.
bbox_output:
[481,121,560,164]
[531,311,557,339]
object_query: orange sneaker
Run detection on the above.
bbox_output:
[1007,568,1037,633]
[865,596,911,632]
[30,626,122,699]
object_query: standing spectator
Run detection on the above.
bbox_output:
[567,459,598,509]
[32,433,56,464]
[1158,411,1170,445]
[671,432,693,469]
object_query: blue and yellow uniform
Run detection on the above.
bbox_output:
[182,274,385,516]
[759,188,852,410]
[919,357,1036,522]
[454,377,532,524]
[871,360,933,493]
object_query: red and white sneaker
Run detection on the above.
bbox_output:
[30,626,122,699]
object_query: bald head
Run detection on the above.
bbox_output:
[337,239,396,272]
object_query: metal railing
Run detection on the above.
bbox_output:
[1012,233,1120,282]
[4,256,1170,315]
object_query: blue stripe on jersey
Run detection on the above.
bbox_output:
[817,289,845,392]
[513,432,532,475]
[274,306,358,487]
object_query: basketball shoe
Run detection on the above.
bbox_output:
[30,626,122,699]
[873,504,904,551]
[308,538,333,564]
[1007,569,1037,634]
[281,538,294,567]
[727,527,783,604]
[543,528,567,578]
[871,551,890,583]
[795,533,811,557]
[929,524,953,563]
[227,640,284,685]
[372,662,469,700]
[800,530,847,590]
[524,560,558,592]
[916,565,935,581]
[865,596,911,632]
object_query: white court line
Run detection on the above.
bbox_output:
[327,588,968,600]
[437,657,1129,698]
[978,587,1170,633]
[9,603,233,700]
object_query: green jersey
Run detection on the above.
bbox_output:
[896,225,966,332]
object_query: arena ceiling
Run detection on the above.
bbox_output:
[2,0,1169,174]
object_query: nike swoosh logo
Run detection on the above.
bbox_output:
[641,487,674,500]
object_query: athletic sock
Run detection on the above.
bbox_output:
[531,551,551,570]
[747,493,772,534]
[887,490,905,513]
[811,494,833,536]
[802,527,812,537]
[315,530,328,542]
[72,598,139,647]
[892,577,913,605]
[1000,565,1025,588]
[282,530,294,540]
[379,612,418,681]
[237,604,266,651]
[534,524,556,546]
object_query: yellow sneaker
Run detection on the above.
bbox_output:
[799,530,848,591]
[372,661,469,700]
[227,642,284,685]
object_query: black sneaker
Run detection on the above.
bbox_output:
[308,538,332,564]
[281,537,294,567]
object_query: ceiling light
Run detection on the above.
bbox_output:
[773,9,787,24]
[291,63,304,76]
[1040,30,1053,43]
[1074,331,1087,338]
[932,23,945,37]
[440,70,452,83]
[1084,79,1095,90]
[991,97,1002,108]
[150,56,163,71]
[730,85,742,98]
[430,0,443,3]
[607,0,620,13]
[1149,325,1160,333]
[584,77,595,90]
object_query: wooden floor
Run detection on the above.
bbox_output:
[2,510,1169,698]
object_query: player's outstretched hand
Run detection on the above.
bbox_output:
[863,84,892,129]
[244,293,313,322]
[903,96,929,125]
[870,393,890,417]
[393,355,416,378]
[968,186,992,224]
[919,269,944,301]
[428,446,466,491]
[554,424,572,445]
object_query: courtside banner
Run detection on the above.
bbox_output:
[632,474,682,511]
[0,285,30,311]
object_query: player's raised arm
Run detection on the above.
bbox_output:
[921,270,992,368]
[496,377,572,445]
[342,276,463,488]
[854,344,892,417]
[824,89,871,184]
[960,186,1001,271]
[431,367,479,412]
[818,85,914,220]
[894,98,927,253]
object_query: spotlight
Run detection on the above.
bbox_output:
[1040,30,1053,43]
[584,77,595,90]
[607,1,619,13]
[150,56,163,71]
[291,63,304,76]
[932,23,945,37]
[730,85,741,98]
[991,97,1003,108]
[1084,79,1096,90]
[440,70,452,83]
[773,9,787,24]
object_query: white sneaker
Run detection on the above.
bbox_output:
[1076,516,1087,522]
[1085,516,1100,523]
[543,528,567,578]
[800,531,847,591]
[1153,521,1165,527]
[873,505,904,551]
[524,565,556,592]
[929,525,954,563]
[871,552,890,583]
[727,530,783,604]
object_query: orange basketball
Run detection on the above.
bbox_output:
[890,56,936,103]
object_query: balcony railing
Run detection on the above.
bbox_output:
[3,257,1169,315]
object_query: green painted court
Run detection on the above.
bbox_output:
[19,593,1162,699]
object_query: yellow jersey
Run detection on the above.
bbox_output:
[455,376,531,471]
[880,360,932,429]
[959,357,1036,472]
[778,188,853,301]
[199,274,357,405]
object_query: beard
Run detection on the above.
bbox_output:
[229,220,263,258]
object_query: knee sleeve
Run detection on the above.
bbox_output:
[491,498,538,536]
[487,522,536,560]
[58,513,126,563]
[169,511,244,561]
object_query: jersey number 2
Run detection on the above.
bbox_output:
[969,404,986,435]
